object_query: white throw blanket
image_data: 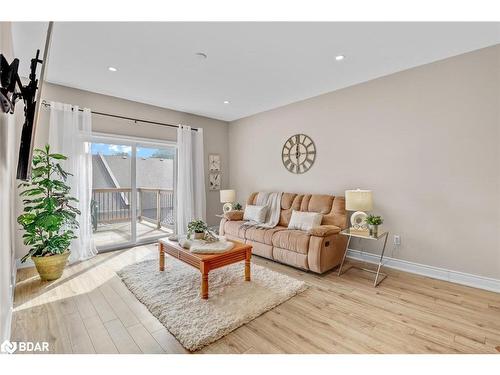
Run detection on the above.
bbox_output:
[179,237,235,254]
[243,191,282,229]
[190,240,235,254]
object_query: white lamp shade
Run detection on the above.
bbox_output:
[345,189,373,211]
[220,189,236,203]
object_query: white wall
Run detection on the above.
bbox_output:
[228,45,500,279]
[0,22,22,343]
[14,83,230,260]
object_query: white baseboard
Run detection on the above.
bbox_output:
[16,257,34,269]
[347,249,500,293]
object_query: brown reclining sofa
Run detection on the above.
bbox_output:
[219,192,348,274]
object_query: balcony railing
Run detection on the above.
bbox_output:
[91,188,174,231]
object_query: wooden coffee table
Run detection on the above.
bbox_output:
[158,238,252,299]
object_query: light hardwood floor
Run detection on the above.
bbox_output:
[11,244,500,354]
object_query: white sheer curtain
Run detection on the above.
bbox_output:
[176,125,206,235]
[49,102,97,262]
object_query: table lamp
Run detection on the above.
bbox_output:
[220,189,236,213]
[345,189,373,232]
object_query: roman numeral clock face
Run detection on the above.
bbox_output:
[281,134,316,174]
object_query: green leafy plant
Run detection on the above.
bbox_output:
[17,145,80,263]
[365,214,383,226]
[232,202,242,211]
[187,219,208,239]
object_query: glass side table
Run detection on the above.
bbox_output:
[338,228,389,287]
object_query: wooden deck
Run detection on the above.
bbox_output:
[11,244,500,354]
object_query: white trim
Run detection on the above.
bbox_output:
[92,131,177,148]
[3,256,17,343]
[347,249,500,293]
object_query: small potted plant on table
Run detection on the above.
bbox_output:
[365,214,383,237]
[187,219,208,240]
[17,145,80,281]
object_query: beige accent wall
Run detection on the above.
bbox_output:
[14,83,229,259]
[228,45,500,279]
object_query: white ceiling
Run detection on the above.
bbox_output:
[12,22,500,122]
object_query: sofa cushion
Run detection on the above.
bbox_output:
[301,194,334,214]
[272,230,310,254]
[299,194,347,228]
[247,192,258,205]
[281,192,296,210]
[278,193,302,227]
[222,220,247,238]
[244,226,287,245]
[288,210,323,231]
[321,196,348,228]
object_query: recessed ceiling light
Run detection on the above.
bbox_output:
[223,100,230,104]
[108,66,118,72]
[335,55,345,61]
[195,52,208,60]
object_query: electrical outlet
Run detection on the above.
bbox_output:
[394,235,401,245]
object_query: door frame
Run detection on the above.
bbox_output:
[90,132,177,252]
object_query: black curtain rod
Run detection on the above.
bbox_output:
[41,100,199,131]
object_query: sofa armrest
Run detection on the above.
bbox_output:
[218,218,227,236]
[307,225,341,237]
[308,231,347,273]
[224,210,244,221]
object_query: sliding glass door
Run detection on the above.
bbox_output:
[135,144,176,243]
[90,135,176,252]
[91,141,133,249]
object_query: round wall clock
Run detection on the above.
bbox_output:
[281,134,316,174]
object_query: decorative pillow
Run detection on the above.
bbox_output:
[243,205,267,223]
[288,210,323,231]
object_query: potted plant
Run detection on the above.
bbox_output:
[232,202,242,211]
[365,214,383,237]
[17,145,80,281]
[187,219,208,240]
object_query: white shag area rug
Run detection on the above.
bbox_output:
[117,257,306,351]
